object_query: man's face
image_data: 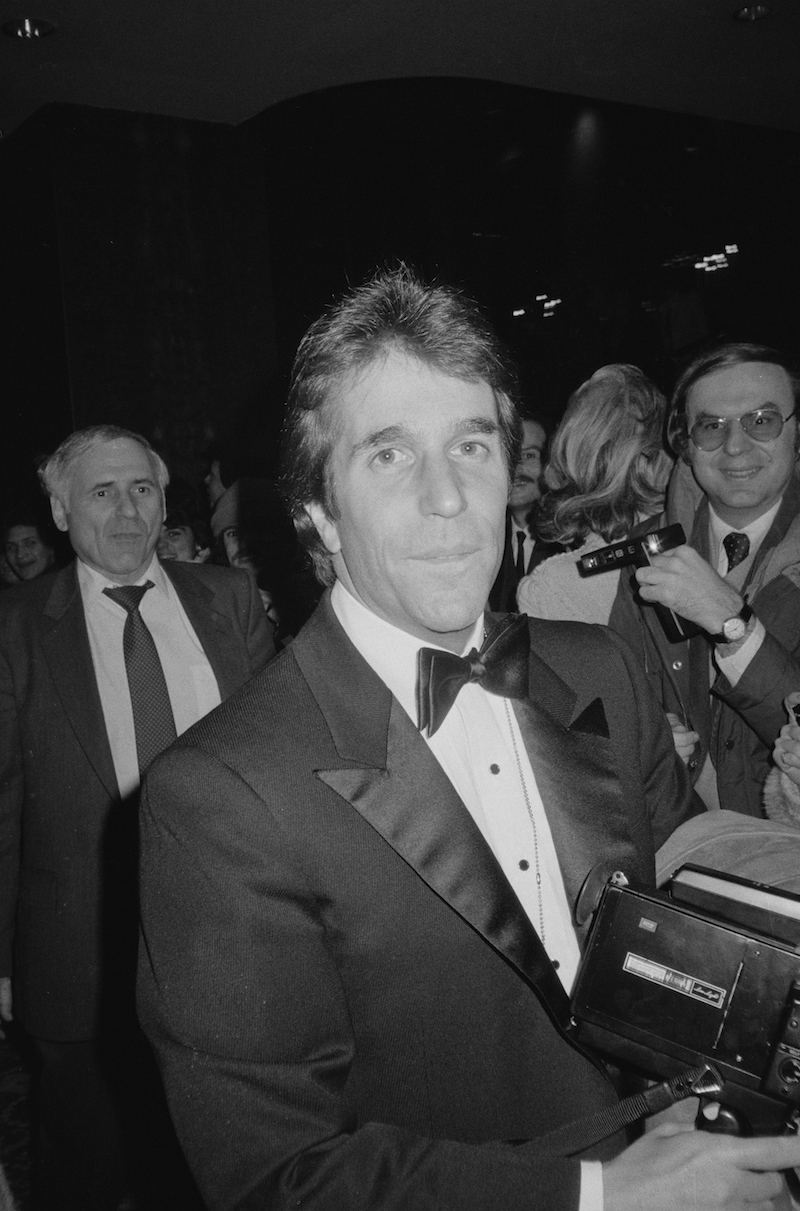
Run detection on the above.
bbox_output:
[157,523,197,562]
[508,419,546,513]
[685,362,797,527]
[306,350,509,653]
[51,438,165,584]
[4,525,54,581]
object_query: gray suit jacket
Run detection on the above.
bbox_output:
[0,557,274,1039]
[138,595,695,1211]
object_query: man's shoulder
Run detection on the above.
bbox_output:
[163,558,250,596]
[524,611,630,662]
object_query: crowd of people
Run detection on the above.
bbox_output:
[2,266,800,1211]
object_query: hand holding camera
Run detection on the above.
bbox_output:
[634,541,747,642]
[604,1125,799,1211]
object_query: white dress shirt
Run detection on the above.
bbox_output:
[78,555,221,798]
[330,580,602,1209]
[512,524,536,578]
[710,501,778,685]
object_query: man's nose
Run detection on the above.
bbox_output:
[419,455,467,516]
[117,493,139,517]
[722,416,751,456]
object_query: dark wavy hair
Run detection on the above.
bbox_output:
[667,342,800,458]
[280,265,522,586]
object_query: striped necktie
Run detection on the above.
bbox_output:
[103,581,177,777]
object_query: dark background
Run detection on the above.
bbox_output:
[2,76,800,515]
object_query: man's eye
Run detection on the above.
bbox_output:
[374,448,402,465]
[700,419,724,432]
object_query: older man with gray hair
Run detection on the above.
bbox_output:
[0,423,274,1211]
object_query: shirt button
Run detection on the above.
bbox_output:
[688,759,698,772]
[519,859,530,870]
[725,739,735,751]
[490,763,500,775]
[672,660,683,671]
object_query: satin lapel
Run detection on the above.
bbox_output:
[513,650,637,945]
[164,562,241,700]
[318,701,570,1024]
[39,565,119,799]
[301,601,570,1024]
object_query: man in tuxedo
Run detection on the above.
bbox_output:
[488,411,560,610]
[138,271,800,1211]
[0,424,274,1209]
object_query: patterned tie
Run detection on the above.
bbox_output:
[515,530,527,580]
[417,614,530,737]
[723,531,750,573]
[103,582,177,777]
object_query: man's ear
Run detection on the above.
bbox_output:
[50,495,69,533]
[305,502,341,555]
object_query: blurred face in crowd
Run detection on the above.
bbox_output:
[51,437,165,584]
[4,525,55,581]
[157,523,197,562]
[205,460,227,507]
[507,419,546,518]
[222,525,241,566]
[305,349,509,653]
[685,361,798,528]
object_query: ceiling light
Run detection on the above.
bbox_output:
[2,17,56,37]
[733,4,771,20]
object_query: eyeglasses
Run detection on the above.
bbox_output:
[688,407,797,451]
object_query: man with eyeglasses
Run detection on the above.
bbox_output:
[610,342,800,817]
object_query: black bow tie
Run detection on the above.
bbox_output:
[416,614,531,737]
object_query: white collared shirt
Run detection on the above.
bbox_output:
[331,581,600,1209]
[78,555,221,798]
[331,580,581,991]
[709,501,779,686]
[512,524,536,578]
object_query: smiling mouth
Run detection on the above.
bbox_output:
[412,549,479,562]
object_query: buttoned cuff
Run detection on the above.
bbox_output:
[714,618,765,686]
[579,1160,604,1211]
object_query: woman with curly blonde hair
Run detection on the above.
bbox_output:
[517,364,674,624]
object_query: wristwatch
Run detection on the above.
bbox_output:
[713,603,754,644]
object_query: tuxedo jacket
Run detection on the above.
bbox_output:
[488,511,563,612]
[0,558,274,1040]
[138,594,695,1211]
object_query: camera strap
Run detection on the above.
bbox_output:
[526,1062,721,1157]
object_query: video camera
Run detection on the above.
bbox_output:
[570,865,800,1136]
[577,523,701,643]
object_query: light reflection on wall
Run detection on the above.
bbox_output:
[571,108,602,175]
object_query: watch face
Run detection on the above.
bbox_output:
[722,617,747,642]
